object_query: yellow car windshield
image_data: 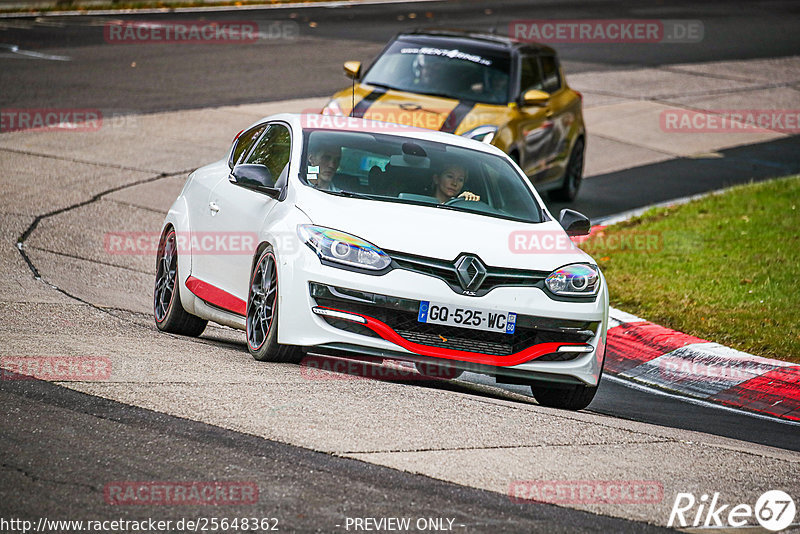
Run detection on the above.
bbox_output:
[362,39,511,106]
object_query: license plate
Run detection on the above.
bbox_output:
[417,301,516,334]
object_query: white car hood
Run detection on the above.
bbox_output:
[295,191,594,272]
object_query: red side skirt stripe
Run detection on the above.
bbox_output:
[185,276,246,316]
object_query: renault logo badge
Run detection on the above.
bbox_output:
[455,255,487,292]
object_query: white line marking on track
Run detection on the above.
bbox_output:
[0,43,71,61]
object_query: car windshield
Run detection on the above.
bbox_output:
[361,38,511,105]
[301,129,543,223]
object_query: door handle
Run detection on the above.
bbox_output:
[209,201,220,214]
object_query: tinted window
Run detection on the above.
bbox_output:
[540,55,561,93]
[361,38,512,105]
[245,124,291,185]
[519,54,544,93]
[230,124,266,167]
[302,129,543,223]
[340,148,390,180]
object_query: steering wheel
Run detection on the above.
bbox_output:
[444,197,487,207]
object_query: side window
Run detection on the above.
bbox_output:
[245,124,292,186]
[519,54,544,94]
[540,55,562,93]
[229,124,266,168]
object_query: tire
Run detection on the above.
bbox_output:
[415,361,464,380]
[246,246,301,363]
[154,228,207,337]
[549,138,584,202]
[530,379,597,411]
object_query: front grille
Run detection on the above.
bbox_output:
[321,317,380,339]
[310,283,597,359]
[397,330,514,356]
[390,253,460,287]
[387,250,548,296]
[537,351,583,362]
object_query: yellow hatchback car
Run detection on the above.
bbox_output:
[322,29,586,201]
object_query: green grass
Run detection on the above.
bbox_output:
[580,175,800,363]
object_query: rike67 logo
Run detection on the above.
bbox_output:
[668,490,796,531]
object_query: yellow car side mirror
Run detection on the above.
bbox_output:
[522,89,550,106]
[344,61,362,80]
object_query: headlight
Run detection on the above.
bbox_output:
[461,125,498,144]
[321,99,344,116]
[298,225,391,271]
[545,264,599,297]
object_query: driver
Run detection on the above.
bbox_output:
[412,53,449,91]
[431,164,480,204]
[307,143,342,192]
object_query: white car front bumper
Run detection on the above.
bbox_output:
[277,245,608,386]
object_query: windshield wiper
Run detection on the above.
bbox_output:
[434,203,460,212]
[362,83,476,104]
[327,190,376,201]
[362,81,399,92]
[413,89,462,101]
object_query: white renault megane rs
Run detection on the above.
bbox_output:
[154,114,608,410]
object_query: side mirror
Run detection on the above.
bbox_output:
[559,209,591,237]
[344,60,362,80]
[230,164,281,199]
[521,89,550,107]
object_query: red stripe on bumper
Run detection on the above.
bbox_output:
[317,306,588,367]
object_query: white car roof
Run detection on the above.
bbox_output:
[253,113,510,159]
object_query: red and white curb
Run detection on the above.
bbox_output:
[605,308,800,422]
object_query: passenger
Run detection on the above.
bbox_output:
[308,144,342,192]
[432,164,480,203]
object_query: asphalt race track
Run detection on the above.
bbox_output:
[2,0,800,113]
[2,0,800,531]
[1,374,671,533]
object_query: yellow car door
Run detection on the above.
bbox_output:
[513,52,565,185]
